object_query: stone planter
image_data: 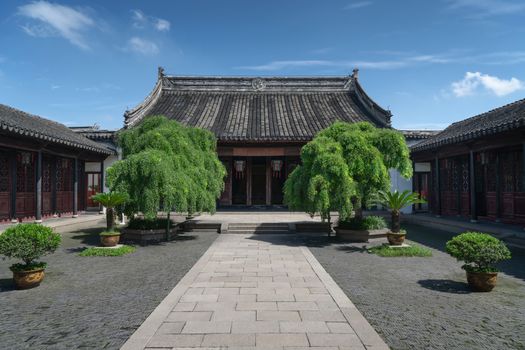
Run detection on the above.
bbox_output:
[121,227,178,244]
[387,232,406,246]
[335,227,389,242]
[100,233,121,247]
[466,271,498,292]
[11,267,45,289]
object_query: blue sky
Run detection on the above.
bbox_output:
[1,0,524,130]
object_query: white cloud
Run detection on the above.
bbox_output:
[132,9,170,32]
[446,0,525,17]
[237,54,453,71]
[127,37,159,55]
[18,1,94,50]
[344,1,373,10]
[451,72,524,97]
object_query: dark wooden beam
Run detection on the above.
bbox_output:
[73,158,78,218]
[469,150,477,222]
[35,151,42,223]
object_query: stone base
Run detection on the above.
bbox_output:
[97,244,124,249]
[122,227,178,244]
[388,243,411,248]
[335,228,389,242]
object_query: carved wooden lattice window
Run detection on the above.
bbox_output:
[486,151,497,192]
[461,157,469,193]
[0,153,9,192]
[56,158,73,192]
[16,152,35,192]
[501,152,514,192]
[514,150,523,192]
[42,158,52,192]
[452,158,459,192]
[440,159,453,191]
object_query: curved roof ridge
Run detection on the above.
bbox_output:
[0,104,112,155]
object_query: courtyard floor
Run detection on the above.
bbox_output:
[0,215,524,349]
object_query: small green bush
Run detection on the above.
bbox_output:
[338,216,387,230]
[127,217,174,230]
[79,245,135,257]
[446,232,511,273]
[369,244,432,257]
[0,223,61,270]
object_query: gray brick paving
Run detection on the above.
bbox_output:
[122,234,387,349]
[0,224,218,349]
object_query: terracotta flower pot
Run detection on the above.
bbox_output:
[11,267,45,289]
[100,233,120,247]
[466,271,498,292]
[387,232,406,246]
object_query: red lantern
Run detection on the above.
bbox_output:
[271,159,283,178]
[234,160,245,179]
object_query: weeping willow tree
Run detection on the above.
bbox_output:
[106,116,226,219]
[284,121,412,223]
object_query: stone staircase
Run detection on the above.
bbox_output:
[227,223,290,234]
[181,221,222,233]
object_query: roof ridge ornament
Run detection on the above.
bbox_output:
[252,78,266,91]
[158,66,165,79]
[352,68,359,80]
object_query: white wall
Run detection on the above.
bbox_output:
[389,169,413,214]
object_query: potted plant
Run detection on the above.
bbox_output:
[0,223,61,289]
[91,191,128,247]
[335,215,388,242]
[446,232,511,292]
[375,190,426,245]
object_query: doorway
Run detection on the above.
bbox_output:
[251,157,266,205]
[86,172,101,208]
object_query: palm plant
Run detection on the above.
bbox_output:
[375,190,426,233]
[91,192,128,231]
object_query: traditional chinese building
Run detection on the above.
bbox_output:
[124,68,395,206]
[0,104,114,222]
[411,98,525,224]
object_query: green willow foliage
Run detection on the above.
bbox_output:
[284,121,412,222]
[106,116,226,218]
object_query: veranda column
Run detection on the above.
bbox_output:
[469,150,477,222]
[9,154,17,223]
[266,157,271,206]
[72,158,78,218]
[434,156,441,217]
[99,160,104,214]
[35,151,42,223]
[246,157,252,206]
[51,156,57,217]
[495,152,501,222]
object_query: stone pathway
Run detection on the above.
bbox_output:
[121,234,388,349]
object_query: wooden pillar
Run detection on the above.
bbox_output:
[434,156,441,217]
[495,152,501,222]
[266,157,271,206]
[51,156,57,216]
[246,158,252,206]
[35,151,42,223]
[73,158,78,218]
[9,154,17,223]
[456,158,461,216]
[411,161,416,212]
[99,160,104,213]
[469,150,477,222]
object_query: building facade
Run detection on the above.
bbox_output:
[411,98,525,224]
[0,104,114,222]
[125,68,399,207]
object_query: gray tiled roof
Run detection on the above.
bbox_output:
[0,104,113,155]
[412,98,525,152]
[124,70,392,141]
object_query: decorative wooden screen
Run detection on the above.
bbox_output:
[15,152,35,218]
[56,157,73,213]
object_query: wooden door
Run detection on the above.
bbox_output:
[0,152,10,220]
[251,158,266,205]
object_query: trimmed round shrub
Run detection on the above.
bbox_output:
[0,223,61,271]
[338,215,387,230]
[446,232,511,273]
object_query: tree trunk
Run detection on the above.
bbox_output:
[166,211,171,241]
[351,196,363,220]
[106,208,114,231]
[327,212,331,237]
[391,210,400,233]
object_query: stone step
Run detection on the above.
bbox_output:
[227,229,291,234]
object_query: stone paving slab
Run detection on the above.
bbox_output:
[121,234,389,349]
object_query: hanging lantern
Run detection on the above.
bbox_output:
[20,152,32,166]
[234,160,245,179]
[271,159,283,178]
